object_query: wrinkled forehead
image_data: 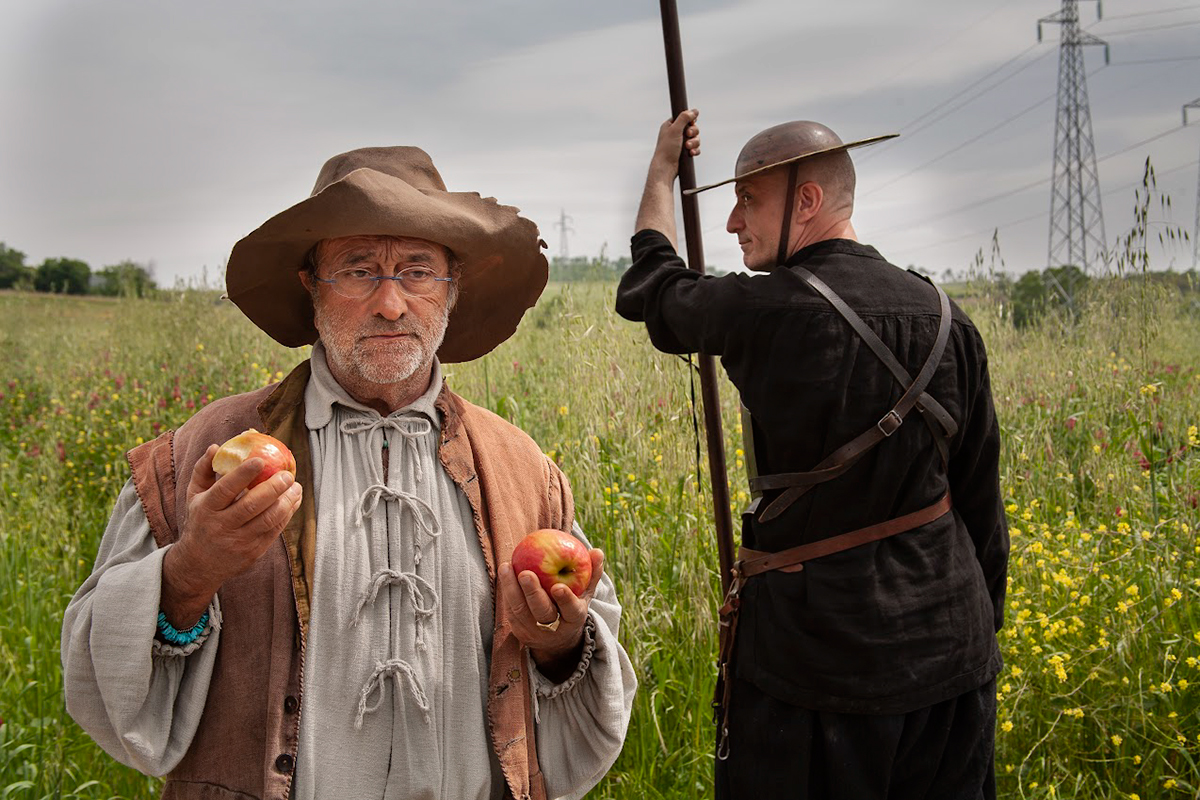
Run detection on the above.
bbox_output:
[735,121,844,176]
[317,234,450,267]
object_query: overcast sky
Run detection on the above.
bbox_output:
[1,0,1197,287]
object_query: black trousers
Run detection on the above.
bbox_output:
[714,677,996,800]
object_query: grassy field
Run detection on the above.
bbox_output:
[0,272,1198,798]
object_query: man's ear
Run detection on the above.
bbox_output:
[298,270,313,292]
[794,181,824,223]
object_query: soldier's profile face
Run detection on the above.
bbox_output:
[726,171,787,272]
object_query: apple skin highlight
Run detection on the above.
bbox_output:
[511,529,592,598]
[212,429,297,489]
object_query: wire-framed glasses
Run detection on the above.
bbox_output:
[315,266,453,299]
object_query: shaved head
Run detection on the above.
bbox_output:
[796,151,856,213]
[735,120,857,213]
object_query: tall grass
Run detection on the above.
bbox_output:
[0,262,1197,798]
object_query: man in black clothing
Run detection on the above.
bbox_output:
[616,111,1008,799]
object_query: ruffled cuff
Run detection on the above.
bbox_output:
[530,613,597,699]
[151,597,222,659]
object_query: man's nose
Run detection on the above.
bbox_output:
[369,277,409,320]
[727,205,743,234]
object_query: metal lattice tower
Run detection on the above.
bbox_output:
[554,209,574,260]
[1038,0,1109,272]
[1187,98,1200,268]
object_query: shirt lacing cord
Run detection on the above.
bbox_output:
[339,415,434,484]
[355,658,431,729]
[354,484,442,565]
[338,411,444,729]
[351,568,439,649]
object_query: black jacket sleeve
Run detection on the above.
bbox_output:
[947,330,1008,632]
[616,229,734,356]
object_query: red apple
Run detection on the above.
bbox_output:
[212,428,296,489]
[511,529,592,598]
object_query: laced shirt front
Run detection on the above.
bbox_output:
[293,348,504,798]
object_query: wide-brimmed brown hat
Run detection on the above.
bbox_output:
[685,121,897,195]
[226,146,548,363]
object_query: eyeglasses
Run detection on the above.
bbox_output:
[315,266,453,300]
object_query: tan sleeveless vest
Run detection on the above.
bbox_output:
[127,360,571,800]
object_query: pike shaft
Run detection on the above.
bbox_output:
[658,0,736,595]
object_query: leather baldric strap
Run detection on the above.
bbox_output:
[750,271,954,522]
[799,267,958,444]
[739,491,952,577]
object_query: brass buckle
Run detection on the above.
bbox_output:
[876,410,903,437]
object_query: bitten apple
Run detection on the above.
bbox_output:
[212,428,297,488]
[511,529,592,598]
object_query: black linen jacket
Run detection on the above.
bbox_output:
[617,230,1008,714]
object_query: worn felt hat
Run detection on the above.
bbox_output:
[685,121,897,195]
[225,146,548,363]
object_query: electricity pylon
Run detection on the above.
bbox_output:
[555,209,574,260]
[1038,0,1109,272]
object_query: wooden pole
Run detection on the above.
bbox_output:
[658,0,736,595]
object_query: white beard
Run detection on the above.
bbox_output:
[317,304,450,387]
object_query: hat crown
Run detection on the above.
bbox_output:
[735,121,845,178]
[311,146,448,196]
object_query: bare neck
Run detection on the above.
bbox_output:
[790,217,858,256]
[326,360,436,416]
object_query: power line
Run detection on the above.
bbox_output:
[1109,56,1200,65]
[861,60,1134,200]
[1101,18,1200,37]
[900,157,1199,255]
[881,60,1189,192]
[871,123,1193,239]
[1096,126,1188,164]
[860,7,1197,168]
[860,49,1180,194]
[863,89,1059,198]
[1099,4,1200,22]
[861,44,1053,160]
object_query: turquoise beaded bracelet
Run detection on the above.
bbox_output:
[157,610,210,646]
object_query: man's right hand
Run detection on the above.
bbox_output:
[635,109,701,243]
[160,443,303,629]
[649,108,701,181]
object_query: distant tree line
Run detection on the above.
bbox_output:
[549,251,733,282]
[549,252,633,282]
[914,260,1199,329]
[0,241,157,297]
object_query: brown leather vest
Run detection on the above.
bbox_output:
[127,360,571,800]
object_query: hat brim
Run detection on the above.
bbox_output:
[683,133,899,195]
[226,168,548,363]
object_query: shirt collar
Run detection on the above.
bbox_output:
[784,238,885,268]
[304,340,443,431]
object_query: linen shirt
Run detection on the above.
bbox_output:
[617,229,1007,715]
[61,345,636,799]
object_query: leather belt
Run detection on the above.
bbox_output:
[713,491,953,761]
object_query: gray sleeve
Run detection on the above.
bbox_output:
[529,522,637,800]
[60,478,221,776]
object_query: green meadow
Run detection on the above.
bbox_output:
[0,255,1198,798]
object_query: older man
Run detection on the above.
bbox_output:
[62,146,636,800]
[616,113,1006,799]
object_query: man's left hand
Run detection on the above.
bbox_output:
[499,549,605,682]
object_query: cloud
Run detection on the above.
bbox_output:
[0,0,1196,283]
